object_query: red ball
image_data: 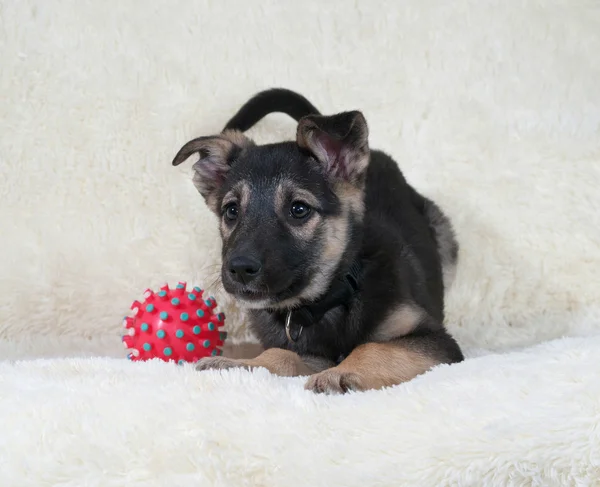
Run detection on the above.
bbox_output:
[122,281,226,363]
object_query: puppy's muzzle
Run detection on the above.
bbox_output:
[228,256,262,285]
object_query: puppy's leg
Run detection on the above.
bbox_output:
[196,348,333,377]
[305,331,462,394]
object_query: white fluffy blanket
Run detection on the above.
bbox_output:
[2,336,599,486]
[1,0,600,485]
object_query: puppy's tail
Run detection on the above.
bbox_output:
[223,88,321,132]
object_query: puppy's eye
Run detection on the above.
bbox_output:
[224,203,239,221]
[290,201,311,219]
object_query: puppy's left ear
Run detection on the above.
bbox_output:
[296,111,369,185]
[172,129,253,212]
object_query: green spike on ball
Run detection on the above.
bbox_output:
[180,312,189,322]
[158,290,167,298]
[145,304,155,312]
[220,332,228,341]
[188,293,196,301]
[192,326,201,335]
[196,309,205,318]
[143,343,151,351]
[186,343,195,352]
[203,339,211,348]
[171,298,180,306]
[193,286,202,293]
[160,311,168,320]
[204,299,212,307]
[208,322,215,331]
[176,284,185,289]
[163,347,172,357]
[157,329,166,339]
[175,329,184,338]
[140,323,149,332]
[211,349,218,356]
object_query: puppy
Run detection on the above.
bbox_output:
[172,88,464,394]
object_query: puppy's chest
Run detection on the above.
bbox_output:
[249,307,361,361]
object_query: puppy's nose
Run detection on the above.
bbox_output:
[228,256,262,284]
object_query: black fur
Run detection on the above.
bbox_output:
[224,88,321,132]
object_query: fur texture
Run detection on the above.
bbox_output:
[1,335,600,486]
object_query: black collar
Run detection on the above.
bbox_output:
[269,260,362,342]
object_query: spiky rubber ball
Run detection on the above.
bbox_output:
[122,281,226,363]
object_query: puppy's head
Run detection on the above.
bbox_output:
[172,112,369,309]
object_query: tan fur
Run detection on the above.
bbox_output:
[304,342,439,394]
[322,213,348,260]
[221,129,254,148]
[246,349,316,376]
[293,188,320,208]
[274,180,322,241]
[219,218,229,239]
[334,181,365,217]
[273,180,287,211]
[300,190,358,301]
[222,342,264,359]
[220,181,251,239]
[196,348,318,377]
[274,180,321,210]
[237,181,251,212]
[201,340,439,394]
[290,214,320,240]
[293,211,348,304]
[196,181,218,212]
[370,303,423,342]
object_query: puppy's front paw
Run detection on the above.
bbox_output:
[304,369,365,395]
[195,357,251,372]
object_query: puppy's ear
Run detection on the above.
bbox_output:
[296,111,369,185]
[172,129,254,212]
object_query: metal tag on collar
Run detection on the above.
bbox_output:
[285,310,303,342]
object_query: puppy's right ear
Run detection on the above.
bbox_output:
[172,129,253,212]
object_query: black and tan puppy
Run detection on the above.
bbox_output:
[172,89,463,394]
